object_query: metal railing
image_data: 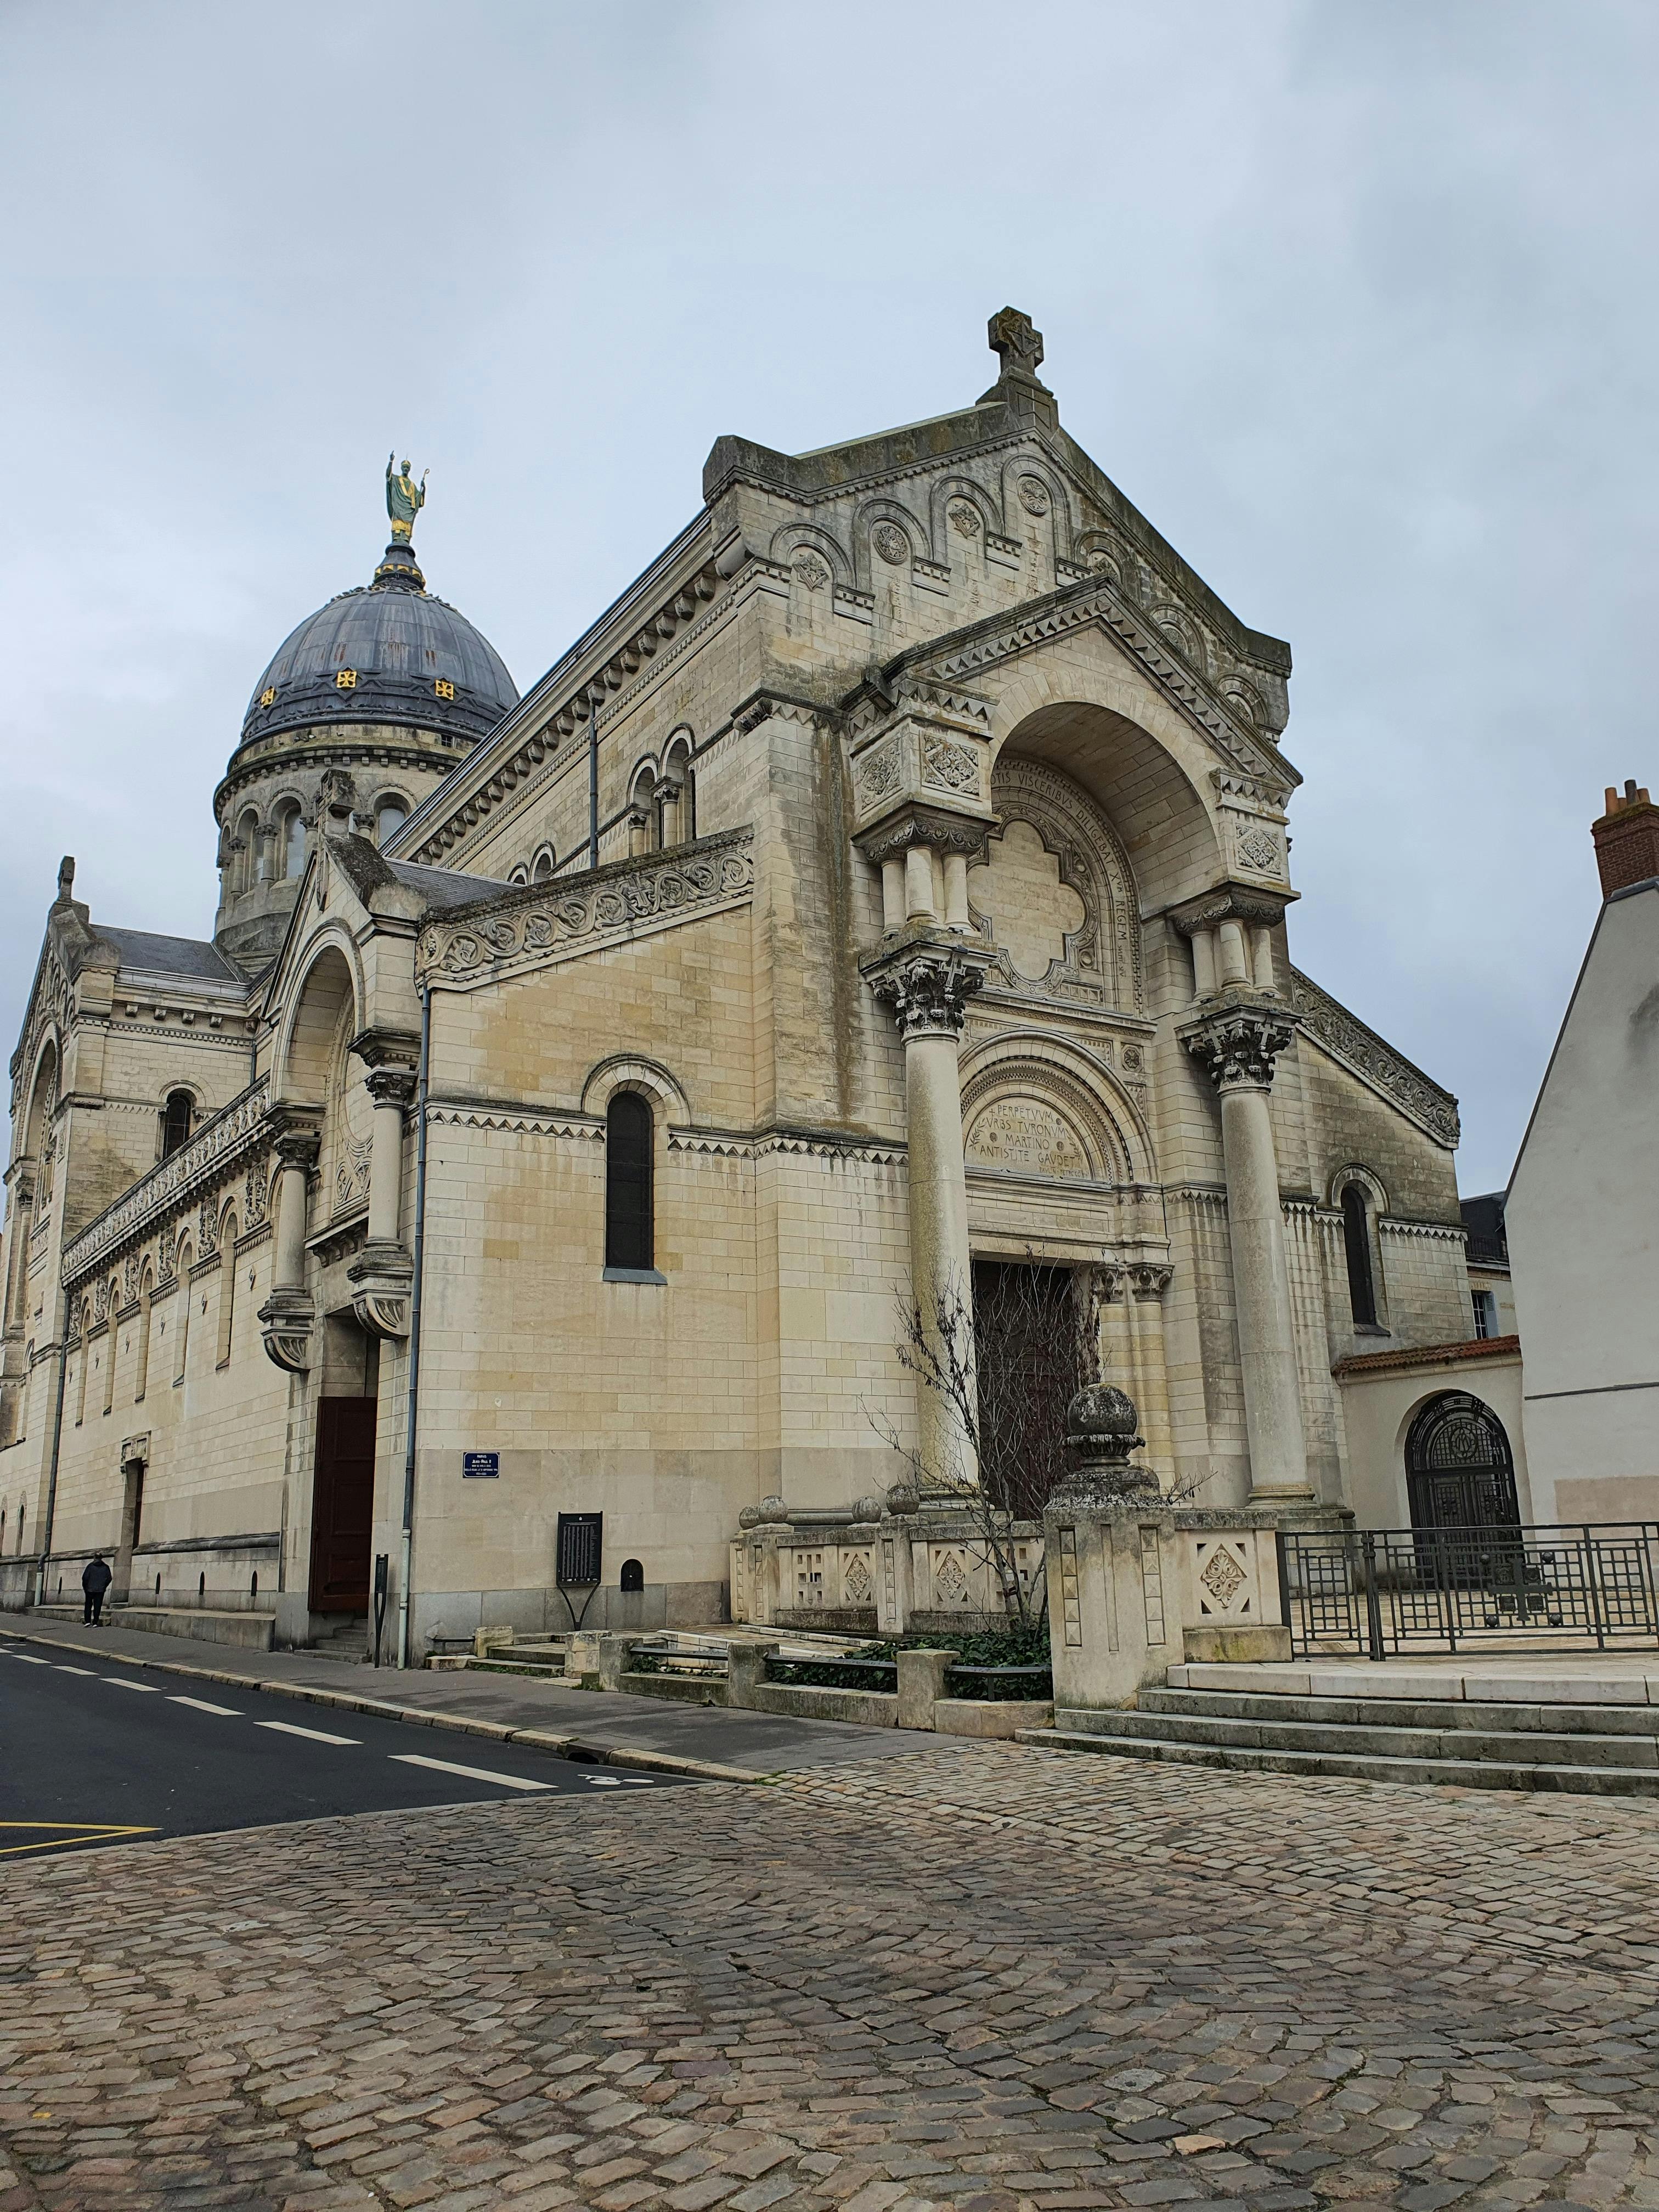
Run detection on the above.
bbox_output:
[1277,1523,1659,1658]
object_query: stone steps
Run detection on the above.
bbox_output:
[1022,1682,1659,1797]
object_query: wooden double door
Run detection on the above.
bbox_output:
[309,1397,376,1613]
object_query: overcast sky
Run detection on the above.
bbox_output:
[4,0,1655,1193]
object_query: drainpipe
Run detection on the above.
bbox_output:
[35,1285,69,1606]
[396,984,432,1669]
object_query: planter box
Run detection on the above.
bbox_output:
[934,1697,1054,1740]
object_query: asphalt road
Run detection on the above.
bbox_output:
[0,1643,697,1858]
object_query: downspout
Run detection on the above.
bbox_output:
[35,1286,69,1606]
[396,983,432,1668]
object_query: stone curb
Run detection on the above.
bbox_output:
[0,1624,763,1786]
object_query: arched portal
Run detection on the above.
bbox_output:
[1404,1392,1520,1534]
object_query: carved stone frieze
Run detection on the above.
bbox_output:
[61,1077,273,1288]
[416,829,754,990]
[1289,967,1460,1148]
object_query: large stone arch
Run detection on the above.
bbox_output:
[21,1032,59,1160]
[276,937,362,1107]
[958,1028,1156,1188]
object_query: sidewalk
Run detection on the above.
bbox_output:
[0,1613,950,1781]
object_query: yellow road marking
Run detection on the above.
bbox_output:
[0,1822,157,1858]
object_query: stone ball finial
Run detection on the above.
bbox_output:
[885,1480,921,1516]
[755,1494,789,1526]
[1060,1383,1161,1503]
[852,1494,887,1526]
[1065,1383,1143,1460]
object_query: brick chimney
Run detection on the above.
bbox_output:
[1592,778,1659,899]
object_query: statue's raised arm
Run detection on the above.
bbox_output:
[385,454,427,543]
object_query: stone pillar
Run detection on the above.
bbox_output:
[880,859,905,932]
[1181,1001,1312,1504]
[657,780,683,849]
[866,941,992,1487]
[904,844,936,923]
[365,1069,411,1245]
[345,1032,420,1342]
[1125,1263,1176,1476]
[1189,928,1217,1001]
[942,852,971,930]
[258,1124,319,1373]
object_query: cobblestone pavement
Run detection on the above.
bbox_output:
[4,1743,1659,2212]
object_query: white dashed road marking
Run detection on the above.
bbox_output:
[257,1720,360,1746]
[168,1696,243,1717]
[103,1678,161,1692]
[56,1666,96,1677]
[14,1655,51,1666]
[390,1753,549,1792]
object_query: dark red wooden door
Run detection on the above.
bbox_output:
[309,1397,376,1612]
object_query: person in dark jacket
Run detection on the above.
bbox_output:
[81,1554,112,1626]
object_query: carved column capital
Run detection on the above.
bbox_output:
[1180,997,1297,1093]
[348,1025,421,1077]
[865,939,994,1041]
[363,1066,417,1110]
[1127,1261,1175,1301]
[272,1124,322,1174]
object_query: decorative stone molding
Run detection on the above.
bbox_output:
[1288,967,1460,1149]
[257,1285,315,1374]
[1180,997,1297,1093]
[1167,882,1295,938]
[972,755,1144,1013]
[347,1240,414,1341]
[852,803,993,868]
[416,828,754,990]
[864,939,995,1041]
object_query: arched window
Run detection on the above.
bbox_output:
[375,799,407,845]
[161,1089,194,1159]
[236,809,261,893]
[662,735,695,846]
[74,1302,91,1425]
[1340,1183,1378,1328]
[216,1215,238,1366]
[619,1558,645,1593]
[134,1269,154,1403]
[102,1282,119,1416]
[281,806,306,880]
[605,1092,654,1273]
[174,1245,194,1384]
[532,848,555,883]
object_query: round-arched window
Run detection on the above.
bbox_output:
[376,800,408,845]
[161,1089,194,1159]
[619,1558,645,1593]
[282,807,306,880]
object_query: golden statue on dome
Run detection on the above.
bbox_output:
[385,453,428,543]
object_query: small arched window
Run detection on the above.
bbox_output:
[281,807,306,880]
[605,1092,654,1273]
[532,848,555,883]
[161,1089,194,1159]
[237,809,261,892]
[375,800,407,845]
[1340,1183,1378,1328]
[619,1558,645,1593]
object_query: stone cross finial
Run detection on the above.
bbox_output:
[988,306,1044,381]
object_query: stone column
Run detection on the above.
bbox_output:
[867,941,991,1487]
[657,779,684,849]
[258,1125,320,1373]
[1125,1262,1176,1477]
[365,1069,413,1246]
[1182,1001,1313,1504]
[346,1058,416,1342]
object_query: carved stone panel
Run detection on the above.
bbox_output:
[965,1096,1090,1180]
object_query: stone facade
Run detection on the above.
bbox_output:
[2,311,1491,1649]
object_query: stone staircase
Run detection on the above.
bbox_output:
[308,1615,372,1665]
[1030,1672,1659,1797]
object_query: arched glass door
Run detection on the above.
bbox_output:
[1405,1391,1520,1534]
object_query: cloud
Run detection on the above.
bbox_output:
[3,0,1655,1192]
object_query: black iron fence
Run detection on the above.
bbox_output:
[1277,1523,1659,1658]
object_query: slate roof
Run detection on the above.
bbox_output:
[387,861,516,912]
[236,558,517,752]
[102,929,245,984]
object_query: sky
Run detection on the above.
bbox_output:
[3,0,1656,1194]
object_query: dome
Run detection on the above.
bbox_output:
[238,543,517,751]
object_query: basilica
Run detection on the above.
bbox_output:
[0,312,1514,1658]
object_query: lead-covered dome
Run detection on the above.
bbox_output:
[238,541,517,750]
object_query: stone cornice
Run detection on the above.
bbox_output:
[1289,966,1460,1149]
[1333,1333,1519,1380]
[415,828,754,990]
